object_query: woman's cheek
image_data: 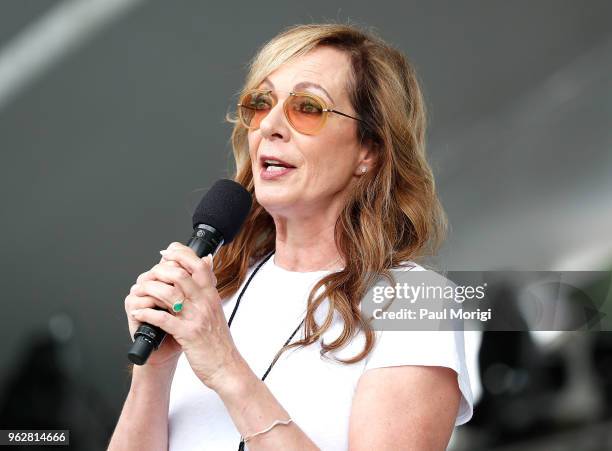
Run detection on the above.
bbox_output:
[248,134,259,160]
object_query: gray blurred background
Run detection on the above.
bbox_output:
[1,1,611,449]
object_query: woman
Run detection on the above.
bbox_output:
[109,23,473,450]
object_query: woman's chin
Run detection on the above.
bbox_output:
[255,193,297,215]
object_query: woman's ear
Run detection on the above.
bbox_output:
[355,138,379,175]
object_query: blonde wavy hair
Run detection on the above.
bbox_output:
[214,22,447,365]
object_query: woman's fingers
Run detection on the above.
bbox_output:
[130,280,184,311]
[159,242,203,274]
[135,258,182,285]
[159,243,216,293]
[136,271,153,285]
[135,262,200,302]
[125,292,169,314]
[148,263,200,299]
[123,243,236,389]
[125,293,172,338]
[130,307,180,337]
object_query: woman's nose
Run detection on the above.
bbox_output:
[258,99,290,141]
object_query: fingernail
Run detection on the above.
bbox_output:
[160,250,170,256]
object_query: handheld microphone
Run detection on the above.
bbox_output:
[127,179,252,365]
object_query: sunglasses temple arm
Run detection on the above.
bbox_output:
[332,110,365,123]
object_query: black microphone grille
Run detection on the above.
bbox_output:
[192,179,252,244]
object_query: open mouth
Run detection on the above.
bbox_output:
[261,158,297,172]
[258,155,297,180]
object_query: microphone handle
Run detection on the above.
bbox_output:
[127,224,224,365]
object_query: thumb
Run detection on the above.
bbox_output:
[202,254,217,286]
[202,254,214,271]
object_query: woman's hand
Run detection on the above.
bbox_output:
[128,242,245,391]
[125,256,183,371]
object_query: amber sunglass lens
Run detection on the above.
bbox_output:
[286,94,325,134]
[239,91,272,129]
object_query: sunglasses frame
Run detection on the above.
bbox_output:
[237,88,366,135]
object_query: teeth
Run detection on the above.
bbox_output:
[266,165,287,172]
[264,159,282,165]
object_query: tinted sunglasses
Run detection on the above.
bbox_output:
[237,89,365,135]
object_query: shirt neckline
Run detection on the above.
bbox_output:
[267,253,343,275]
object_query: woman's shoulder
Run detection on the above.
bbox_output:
[391,260,427,272]
[366,260,473,425]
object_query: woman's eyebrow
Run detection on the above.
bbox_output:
[261,77,334,104]
[294,81,334,104]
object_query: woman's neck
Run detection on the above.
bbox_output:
[272,214,344,272]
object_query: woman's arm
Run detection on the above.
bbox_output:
[106,363,177,451]
[127,243,320,449]
[211,356,321,451]
[348,365,461,450]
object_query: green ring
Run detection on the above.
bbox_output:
[172,301,183,313]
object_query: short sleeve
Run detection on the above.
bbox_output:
[362,260,473,425]
[363,329,474,426]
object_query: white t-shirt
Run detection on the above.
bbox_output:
[168,255,473,450]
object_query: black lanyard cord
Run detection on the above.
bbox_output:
[228,252,305,451]
[228,252,274,328]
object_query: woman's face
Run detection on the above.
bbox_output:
[248,46,371,219]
